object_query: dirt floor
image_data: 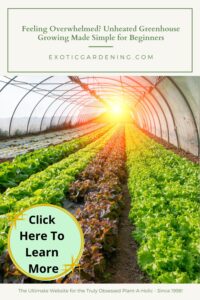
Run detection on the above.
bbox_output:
[0,158,12,163]
[142,130,199,164]
[106,183,149,283]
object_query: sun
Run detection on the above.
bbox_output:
[106,100,130,122]
[110,102,124,115]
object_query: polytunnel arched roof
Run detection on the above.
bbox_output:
[0,75,199,156]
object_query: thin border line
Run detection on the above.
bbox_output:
[88,46,114,48]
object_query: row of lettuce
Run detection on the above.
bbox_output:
[125,124,200,283]
[0,125,110,192]
[0,126,116,254]
[60,126,126,283]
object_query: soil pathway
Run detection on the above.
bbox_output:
[106,183,149,283]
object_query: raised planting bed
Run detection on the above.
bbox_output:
[126,124,200,283]
[59,126,126,283]
[0,123,104,159]
[0,125,111,192]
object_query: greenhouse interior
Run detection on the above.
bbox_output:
[0,75,199,283]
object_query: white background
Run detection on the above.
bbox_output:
[0,284,200,300]
[7,8,192,73]
[0,0,200,75]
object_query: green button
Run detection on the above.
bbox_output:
[8,204,84,281]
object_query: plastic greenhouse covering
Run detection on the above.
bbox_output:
[0,76,199,156]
